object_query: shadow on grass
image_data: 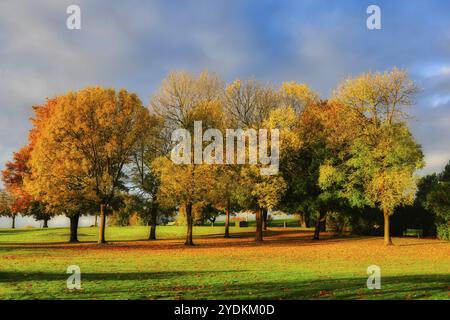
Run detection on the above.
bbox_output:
[0,271,447,299]
[0,229,44,234]
[0,270,238,283]
[207,274,450,300]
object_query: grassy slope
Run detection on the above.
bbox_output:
[0,225,449,300]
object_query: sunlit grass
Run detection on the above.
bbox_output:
[0,225,448,300]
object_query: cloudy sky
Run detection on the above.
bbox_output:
[1,0,450,225]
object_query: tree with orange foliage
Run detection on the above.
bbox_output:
[27,87,149,244]
[1,146,34,227]
[2,98,62,228]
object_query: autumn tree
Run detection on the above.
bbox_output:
[209,165,241,237]
[3,98,66,230]
[152,158,215,245]
[0,189,15,228]
[24,97,85,241]
[324,68,424,245]
[279,81,319,114]
[130,114,166,240]
[150,70,225,245]
[266,83,334,238]
[27,87,149,244]
[151,70,224,130]
[237,165,286,241]
[272,100,348,240]
[1,146,34,226]
[224,79,284,240]
[225,79,278,129]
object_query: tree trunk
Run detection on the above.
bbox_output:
[320,215,327,232]
[224,199,230,238]
[338,220,346,235]
[94,214,98,227]
[304,213,310,228]
[69,214,80,243]
[255,208,263,242]
[148,205,158,240]
[98,204,106,244]
[313,212,326,240]
[262,208,268,231]
[43,218,49,228]
[384,210,393,246]
[299,212,306,228]
[313,219,321,240]
[11,215,16,229]
[149,223,156,240]
[185,203,194,246]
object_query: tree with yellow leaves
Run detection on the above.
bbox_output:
[323,68,424,245]
[236,164,286,241]
[0,189,15,228]
[152,158,216,245]
[150,70,226,245]
[27,87,149,244]
[279,81,319,114]
[208,165,241,238]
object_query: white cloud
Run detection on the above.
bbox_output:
[418,64,450,78]
[422,151,450,175]
[1,0,450,190]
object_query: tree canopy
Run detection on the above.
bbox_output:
[1,68,435,246]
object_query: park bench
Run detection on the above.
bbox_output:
[403,228,423,238]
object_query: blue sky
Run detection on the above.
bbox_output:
[1,0,450,180]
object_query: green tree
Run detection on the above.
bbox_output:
[0,190,15,228]
[26,201,52,228]
[209,165,241,237]
[130,114,166,239]
[237,165,286,241]
[425,161,450,239]
[325,68,424,245]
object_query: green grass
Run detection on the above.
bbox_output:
[0,225,231,243]
[0,219,303,243]
[0,225,449,300]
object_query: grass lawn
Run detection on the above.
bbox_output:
[0,224,449,300]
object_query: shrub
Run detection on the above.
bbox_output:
[348,208,383,236]
[436,223,450,240]
[108,211,143,226]
[326,212,350,235]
